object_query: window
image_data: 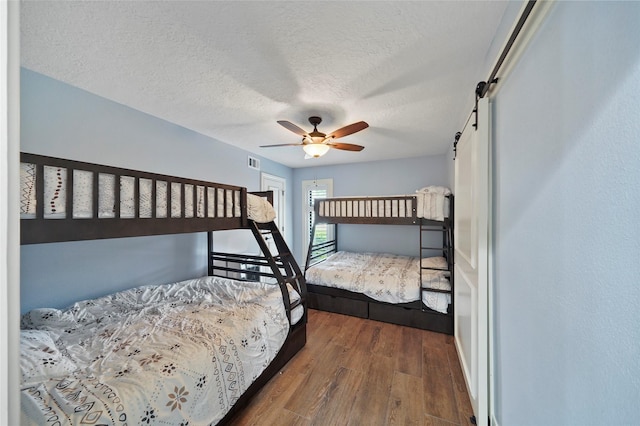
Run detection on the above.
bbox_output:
[302,178,333,260]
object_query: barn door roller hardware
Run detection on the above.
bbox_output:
[472,79,499,130]
[476,80,498,100]
[464,0,538,133]
[453,132,462,159]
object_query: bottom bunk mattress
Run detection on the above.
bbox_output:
[20,276,303,425]
[305,251,451,314]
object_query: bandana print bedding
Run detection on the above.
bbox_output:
[20,276,297,425]
[305,251,451,313]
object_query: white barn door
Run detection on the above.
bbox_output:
[454,97,490,425]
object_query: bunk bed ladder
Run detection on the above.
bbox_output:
[419,219,452,312]
[249,220,307,324]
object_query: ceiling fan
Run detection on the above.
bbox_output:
[261,116,368,158]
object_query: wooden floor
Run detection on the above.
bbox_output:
[229,309,474,426]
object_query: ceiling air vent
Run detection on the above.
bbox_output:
[248,156,260,171]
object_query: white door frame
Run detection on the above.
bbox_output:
[261,172,286,238]
[2,1,21,423]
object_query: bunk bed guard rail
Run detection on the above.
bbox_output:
[20,152,248,244]
[314,195,419,225]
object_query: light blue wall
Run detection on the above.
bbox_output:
[20,69,293,313]
[292,155,451,264]
[492,2,640,424]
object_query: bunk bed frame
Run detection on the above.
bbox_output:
[19,152,307,424]
[305,194,454,334]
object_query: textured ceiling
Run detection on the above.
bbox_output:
[20,1,510,168]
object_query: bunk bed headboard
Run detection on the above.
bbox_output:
[20,152,248,244]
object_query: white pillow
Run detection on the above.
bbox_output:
[247,193,277,223]
[421,256,449,274]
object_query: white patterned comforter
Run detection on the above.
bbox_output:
[20,276,301,425]
[305,251,451,313]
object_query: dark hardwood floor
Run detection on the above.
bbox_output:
[229,309,474,425]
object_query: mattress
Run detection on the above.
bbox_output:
[305,251,451,313]
[20,162,277,223]
[20,276,302,425]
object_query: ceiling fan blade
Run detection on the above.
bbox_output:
[326,142,365,152]
[327,121,369,139]
[277,120,308,136]
[259,143,304,148]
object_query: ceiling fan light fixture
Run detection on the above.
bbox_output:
[303,134,326,143]
[262,116,368,157]
[303,143,330,158]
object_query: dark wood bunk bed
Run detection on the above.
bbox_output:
[19,152,307,425]
[304,192,453,334]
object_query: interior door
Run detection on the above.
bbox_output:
[261,172,286,252]
[454,97,490,426]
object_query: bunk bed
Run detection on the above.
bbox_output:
[19,152,307,425]
[304,188,453,334]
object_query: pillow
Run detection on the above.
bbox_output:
[247,193,277,223]
[421,256,449,273]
